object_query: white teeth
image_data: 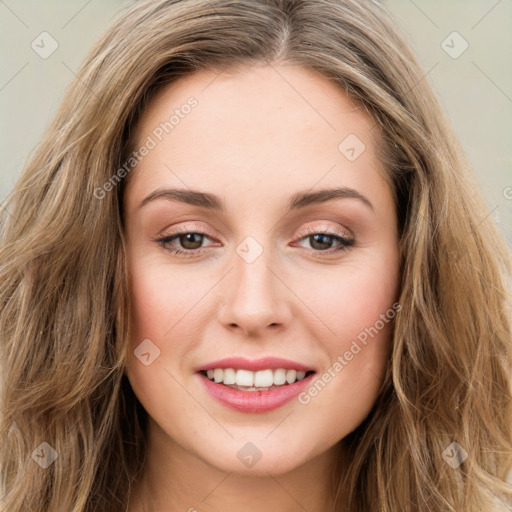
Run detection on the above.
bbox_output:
[285,369,297,384]
[213,368,224,383]
[273,368,286,385]
[254,369,273,387]
[223,368,236,385]
[235,369,253,387]
[204,367,311,387]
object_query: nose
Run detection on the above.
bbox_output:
[217,246,292,336]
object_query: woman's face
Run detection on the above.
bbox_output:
[123,63,401,476]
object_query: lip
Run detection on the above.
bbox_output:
[194,356,315,373]
[197,371,316,413]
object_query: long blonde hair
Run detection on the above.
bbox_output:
[1,0,511,510]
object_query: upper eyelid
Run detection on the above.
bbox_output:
[297,224,352,239]
[159,225,353,242]
[160,219,353,236]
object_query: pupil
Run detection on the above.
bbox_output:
[182,233,202,249]
[311,234,331,250]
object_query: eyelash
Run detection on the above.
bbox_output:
[154,225,355,258]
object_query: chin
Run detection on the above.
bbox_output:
[193,435,318,476]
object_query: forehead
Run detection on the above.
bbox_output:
[124,64,391,215]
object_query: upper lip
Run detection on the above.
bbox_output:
[195,356,316,373]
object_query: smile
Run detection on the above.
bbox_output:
[201,368,313,390]
[197,369,316,413]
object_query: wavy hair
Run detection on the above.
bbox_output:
[1,0,511,510]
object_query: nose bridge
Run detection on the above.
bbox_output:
[218,233,291,333]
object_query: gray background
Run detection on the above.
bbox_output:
[1,0,511,244]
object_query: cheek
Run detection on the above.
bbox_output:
[300,253,399,345]
[127,256,203,342]
[124,258,203,420]
[294,254,398,422]
[125,255,214,397]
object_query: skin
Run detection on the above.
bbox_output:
[123,62,401,512]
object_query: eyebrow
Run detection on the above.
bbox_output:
[138,186,375,213]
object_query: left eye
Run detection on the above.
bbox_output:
[295,232,354,252]
[155,229,354,257]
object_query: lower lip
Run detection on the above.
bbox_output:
[198,372,315,413]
